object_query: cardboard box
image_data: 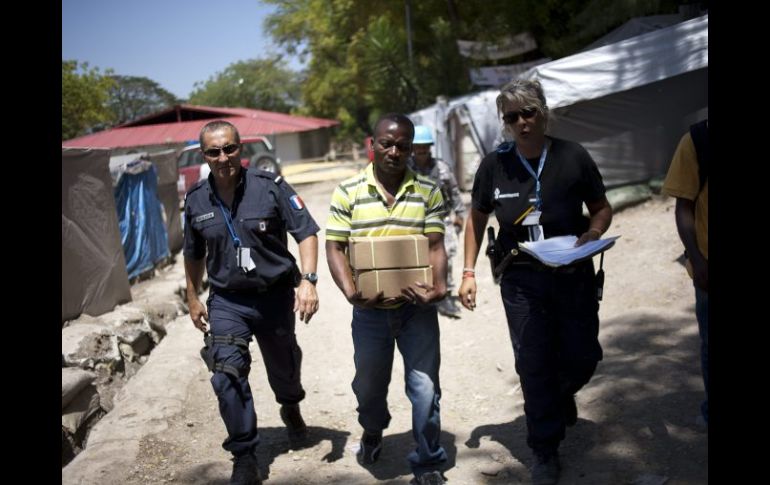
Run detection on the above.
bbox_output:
[349,235,429,270]
[355,267,433,299]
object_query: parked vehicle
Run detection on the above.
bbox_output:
[176,136,280,201]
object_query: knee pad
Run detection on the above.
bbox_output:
[200,332,251,379]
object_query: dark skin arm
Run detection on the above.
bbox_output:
[675,197,708,291]
[326,232,447,307]
[575,195,613,246]
[326,240,403,307]
[184,257,208,332]
[401,232,448,304]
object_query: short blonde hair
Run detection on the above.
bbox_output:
[496,79,549,127]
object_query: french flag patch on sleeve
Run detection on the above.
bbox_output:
[289,195,305,210]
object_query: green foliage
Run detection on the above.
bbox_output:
[188,58,300,113]
[62,60,116,140]
[263,0,474,140]
[107,75,179,125]
[263,0,696,141]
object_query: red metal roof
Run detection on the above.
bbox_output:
[62,104,339,149]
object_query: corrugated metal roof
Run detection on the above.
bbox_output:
[63,105,339,148]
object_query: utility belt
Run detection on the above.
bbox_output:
[485,226,605,299]
[211,270,299,296]
[507,260,582,274]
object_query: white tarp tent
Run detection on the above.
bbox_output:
[410,13,708,189]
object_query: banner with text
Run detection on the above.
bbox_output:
[469,58,551,86]
[457,32,537,60]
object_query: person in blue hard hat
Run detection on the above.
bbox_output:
[408,125,466,319]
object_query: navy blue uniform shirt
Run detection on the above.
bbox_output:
[183,168,319,291]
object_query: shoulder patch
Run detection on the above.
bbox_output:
[289,194,305,210]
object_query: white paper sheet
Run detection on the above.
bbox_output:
[519,235,620,267]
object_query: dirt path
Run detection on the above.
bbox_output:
[124,181,707,484]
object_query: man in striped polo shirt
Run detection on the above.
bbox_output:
[326,113,449,485]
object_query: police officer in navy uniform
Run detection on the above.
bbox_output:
[459,80,612,485]
[183,120,320,485]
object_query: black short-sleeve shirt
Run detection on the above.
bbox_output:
[472,137,606,253]
[183,168,320,291]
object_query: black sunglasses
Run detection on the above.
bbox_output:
[202,143,240,158]
[502,107,538,124]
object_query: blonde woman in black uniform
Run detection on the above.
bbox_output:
[459,79,612,485]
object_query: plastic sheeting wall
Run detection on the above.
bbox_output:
[409,14,708,190]
[62,148,131,322]
[149,149,183,253]
[114,163,170,279]
[548,68,707,187]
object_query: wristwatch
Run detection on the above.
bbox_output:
[301,272,318,285]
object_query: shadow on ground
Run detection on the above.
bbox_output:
[356,430,457,482]
[463,309,708,484]
[176,425,351,484]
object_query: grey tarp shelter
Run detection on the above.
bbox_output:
[62,148,131,322]
[409,14,708,190]
[148,148,184,254]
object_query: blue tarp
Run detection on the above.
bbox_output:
[114,162,170,279]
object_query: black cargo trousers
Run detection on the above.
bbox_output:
[499,260,602,454]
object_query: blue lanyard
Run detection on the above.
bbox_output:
[515,142,548,210]
[214,197,242,248]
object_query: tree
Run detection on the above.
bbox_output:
[263,0,695,140]
[107,75,179,125]
[188,58,300,113]
[263,0,474,139]
[62,60,115,140]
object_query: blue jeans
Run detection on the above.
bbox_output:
[351,303,447,476]
[695,285,708,423]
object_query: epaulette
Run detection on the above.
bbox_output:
[496,141,515,153]
[252,168,284,184]
[186,178,208,196]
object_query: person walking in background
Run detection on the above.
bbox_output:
[408,125,466,319]
[459,80,613,485]
[325,113,449,485]
[662,119,708,428]
[183,120,321,485]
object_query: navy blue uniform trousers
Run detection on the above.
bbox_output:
[500,262,602,454]
[206,285,305,456]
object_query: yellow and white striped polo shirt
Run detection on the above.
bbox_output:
[326,163,446,242]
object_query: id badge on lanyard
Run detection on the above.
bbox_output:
[215,198,256,273]
[515,142,547,242]
[236,247,256,273]
[522,210,544,241]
